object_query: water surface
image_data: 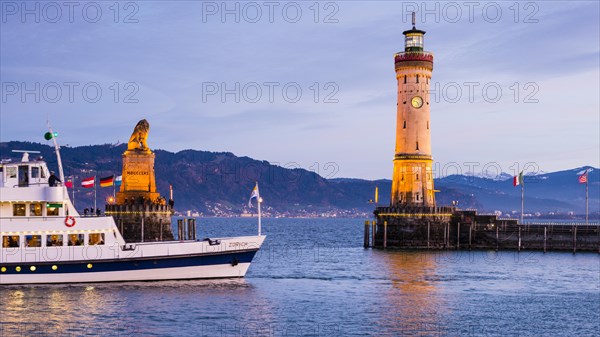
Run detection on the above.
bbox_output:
[1,218,599,336]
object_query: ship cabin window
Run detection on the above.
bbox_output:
[2,235,20,248]
[13,203,26,216]
[7,167,16,179]
[25,235,42,248]
[47,206,60,216]
[47,234,64,247]
[68,234,84,246]
[31,166,40,178]
[30,203,43,216]
[18,165,29,187]
[89,233,105,246]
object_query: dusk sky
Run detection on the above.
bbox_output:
[1,1,598,180]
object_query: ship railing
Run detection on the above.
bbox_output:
[11,182,53,188]
[0,215,112,221]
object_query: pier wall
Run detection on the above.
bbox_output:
[370,207,600,252]
[106,203,174,242]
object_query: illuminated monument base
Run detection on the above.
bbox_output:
[105,119,174,242]
[116,150,160,205]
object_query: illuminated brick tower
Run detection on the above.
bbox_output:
[390,14,435,207]
[369,15,589,252]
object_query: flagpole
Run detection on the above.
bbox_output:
[94,175,97,212]
[258,187,262,236]
[520,182,524,225]
[586,178,589,226]
[71,176,75,208]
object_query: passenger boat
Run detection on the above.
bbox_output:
[0,133,265,285]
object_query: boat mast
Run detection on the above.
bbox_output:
[47,121,65,183]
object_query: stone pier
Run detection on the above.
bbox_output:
[370,207,600,252]
[106,203,173,242]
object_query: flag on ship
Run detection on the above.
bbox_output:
[81,176,95,188]
[513,172,524,187]
[248,183,260,208]
[64,178,73,188]
[100,175,114,187]
[115,175,122,186]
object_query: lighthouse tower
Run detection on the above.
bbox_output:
[390,14,435,207]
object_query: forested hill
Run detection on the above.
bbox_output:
[1,142,597,217]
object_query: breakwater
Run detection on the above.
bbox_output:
[368,208,600,253]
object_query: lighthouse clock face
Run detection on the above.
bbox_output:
[411,96,424,109]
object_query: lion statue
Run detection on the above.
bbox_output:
[127,119,150,151]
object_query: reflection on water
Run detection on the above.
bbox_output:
[1,285,135,336]
[0,279,277,337]
[378,251,445,336]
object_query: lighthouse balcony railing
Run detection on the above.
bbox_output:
[394,51,434,62]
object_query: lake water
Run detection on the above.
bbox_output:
[1,218,599,336]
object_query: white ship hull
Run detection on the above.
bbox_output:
[0,262,252,285]
[0,235,265,285]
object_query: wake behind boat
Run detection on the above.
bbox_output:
[0,126,265,285]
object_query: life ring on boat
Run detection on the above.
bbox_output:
[65,216,76,227]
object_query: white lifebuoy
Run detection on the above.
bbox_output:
[65,216,76,227]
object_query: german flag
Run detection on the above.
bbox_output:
[100,175,114,187]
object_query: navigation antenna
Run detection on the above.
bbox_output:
[46,120,65,183]
[11,150,41,162]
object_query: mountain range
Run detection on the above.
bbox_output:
[1,141,598,217]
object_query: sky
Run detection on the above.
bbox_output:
[1,1,599,180]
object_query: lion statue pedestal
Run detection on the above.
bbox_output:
[106,119,174,242]
[116,151,160,204]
